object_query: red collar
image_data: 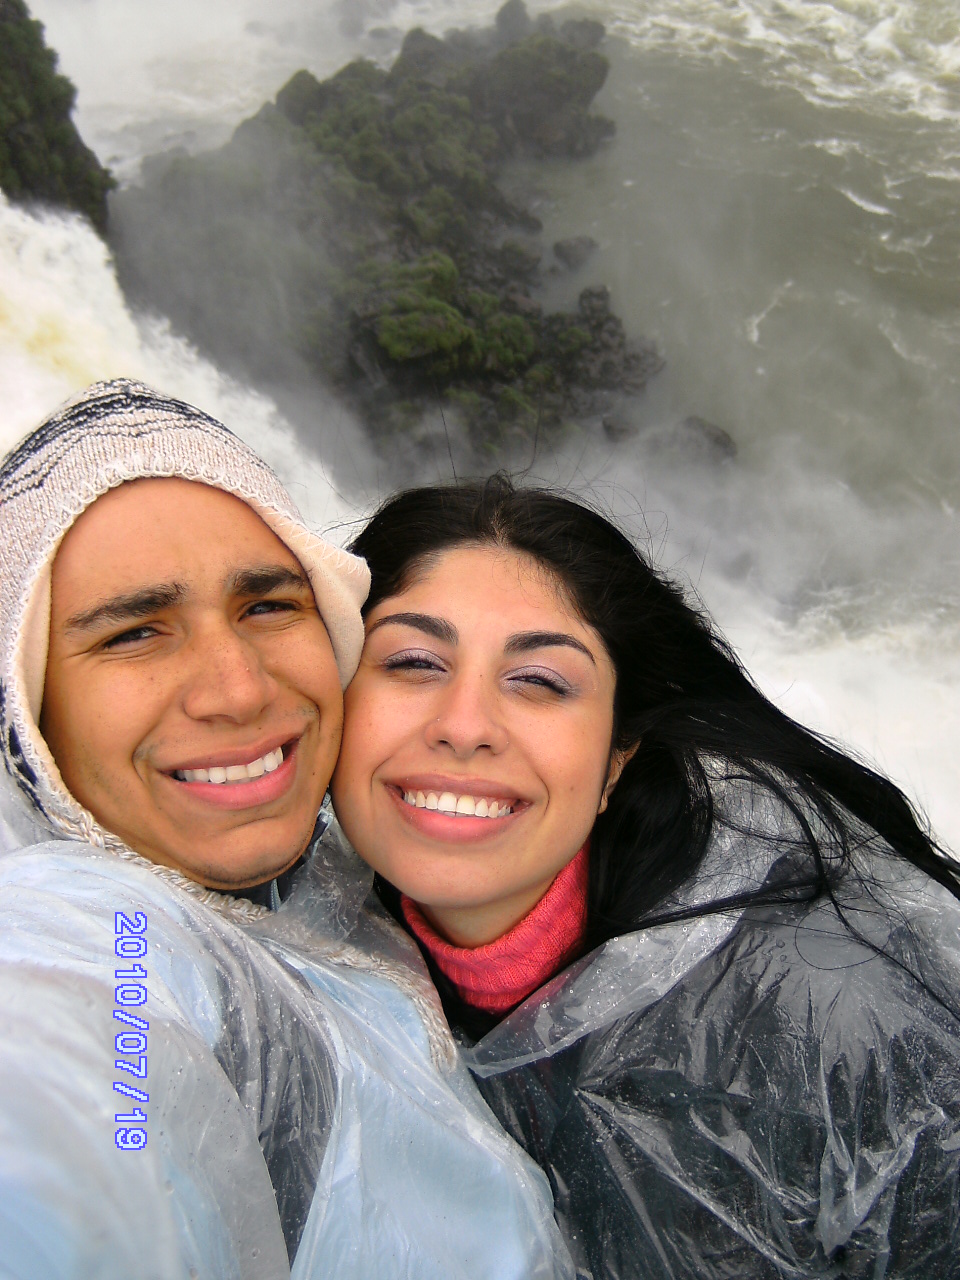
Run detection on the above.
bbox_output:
[401,843,589,1014]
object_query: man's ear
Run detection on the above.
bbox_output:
[597,742,639,815]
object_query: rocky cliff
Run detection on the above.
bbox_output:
[0,0,113,231]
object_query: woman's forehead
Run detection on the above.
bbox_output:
[385,543,580,614]
[368,543,610,669]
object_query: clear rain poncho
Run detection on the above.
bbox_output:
[442,777,960,1279]
[0,781,573,1280]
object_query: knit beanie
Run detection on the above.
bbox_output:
[0,378,370,856]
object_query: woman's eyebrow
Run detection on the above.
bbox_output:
[504,631,596,664]
[65,583,186,634]
[367,612,458,644]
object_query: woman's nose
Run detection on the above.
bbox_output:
[424,674,509,758]
[180,624,277,723]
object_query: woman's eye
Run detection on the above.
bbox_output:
[381,650,445,675]
[508,668,572,697]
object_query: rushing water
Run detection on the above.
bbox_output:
[4,0,959,847]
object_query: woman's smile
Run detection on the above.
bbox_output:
[387,776,532,842]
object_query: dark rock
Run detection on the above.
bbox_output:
[473,36,615,158]
[496,0,532,45]
[578,284,612,322]
[499,239,541,278]
[624,337,666,387]
[672,416,737,463]
[602,407,638,441]
[502,283,542,317]
[553,235,597,270]
[559,19,606,51]
[0,0,114,232]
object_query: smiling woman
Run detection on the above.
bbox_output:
[334,543,624,947]
[334,475,960,1279]
[41,477,343,889]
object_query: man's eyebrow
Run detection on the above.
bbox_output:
[230,565,311,596]
[367,612,459,644]
[64,584,186,634]
[503,631,597,664]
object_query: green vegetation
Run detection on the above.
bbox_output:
[0,0,113,231]
[111,0,661,460]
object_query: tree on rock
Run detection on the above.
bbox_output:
[0,0,113,231]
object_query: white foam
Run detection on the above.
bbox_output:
[714,584,960,854]
[838,187,895,216]
[602,0,960,125]
[0,196,351,531]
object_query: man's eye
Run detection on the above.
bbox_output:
[244,598,297,618]
[101,625,157,650]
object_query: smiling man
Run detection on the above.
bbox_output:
[39,476,344,891]
[0,381,571,1280]
[0,382,366,898]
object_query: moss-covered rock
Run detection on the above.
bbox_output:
[0,0,113,231]
[111,0,659,463]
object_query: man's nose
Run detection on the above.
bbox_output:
[424,672,509,758]
[180,623,277,723]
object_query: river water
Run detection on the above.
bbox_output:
[3,0,959,847]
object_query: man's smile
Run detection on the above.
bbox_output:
[162,737,304,812]
[170,741,290,783]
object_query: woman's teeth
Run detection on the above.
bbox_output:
[402,790,513,818]
[174,747,284,784]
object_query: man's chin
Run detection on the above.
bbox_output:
[126,823,314,893]
[168,852,305,893]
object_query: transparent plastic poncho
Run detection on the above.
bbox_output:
[455,778,960,1278]
[0,783,573,1280]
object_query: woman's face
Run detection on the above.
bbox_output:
[332,543,623,945]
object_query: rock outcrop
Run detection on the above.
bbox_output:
[0,0,113,231]
[111,1,663,465]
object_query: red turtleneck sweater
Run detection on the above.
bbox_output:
[401,843,589,1014]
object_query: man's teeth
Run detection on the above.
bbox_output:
[175,747,284,784]
[401,790,513,818]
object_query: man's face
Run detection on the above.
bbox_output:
[40,478,343,889]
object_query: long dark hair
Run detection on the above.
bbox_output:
[349,475,960,948]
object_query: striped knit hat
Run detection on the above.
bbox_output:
[0,378,370,852]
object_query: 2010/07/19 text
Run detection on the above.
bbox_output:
[113,910,148,1150]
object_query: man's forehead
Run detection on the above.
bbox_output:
[49,478,307,625]
[61,566,311,636]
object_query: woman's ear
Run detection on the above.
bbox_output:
[597,743,639,814]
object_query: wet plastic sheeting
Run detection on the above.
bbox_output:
[462,782,960,1278]
[0,787,573,1280]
